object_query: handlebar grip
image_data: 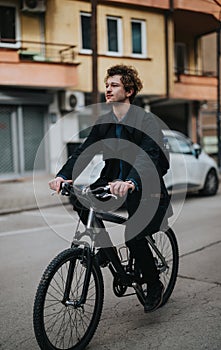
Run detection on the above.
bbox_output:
[60,183,112,198]
[61,182,72,196]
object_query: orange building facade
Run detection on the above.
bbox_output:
[0,0,220,179]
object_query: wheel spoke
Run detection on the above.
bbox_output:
[143,229,179,307]
[34,248,104,350]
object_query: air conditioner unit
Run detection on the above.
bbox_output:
[22,0,46,13]
[59,91,85,112]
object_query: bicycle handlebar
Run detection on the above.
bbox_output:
[61,182,117,200]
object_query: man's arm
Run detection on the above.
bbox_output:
[48,122,102,192]
[126,114,162,190]
[57,122,102,179]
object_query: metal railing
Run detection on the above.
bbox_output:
[0,39,77,64]
[175,66,216,80]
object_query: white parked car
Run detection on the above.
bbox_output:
[74,130,219,196]
[163,130,219,196]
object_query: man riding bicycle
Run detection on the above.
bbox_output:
[49,64,172,313]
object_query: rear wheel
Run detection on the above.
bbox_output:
[136,228,179,307]
[33,248,104,350]
[152,228,179,306]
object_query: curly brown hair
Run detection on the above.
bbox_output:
[104,64,143,102]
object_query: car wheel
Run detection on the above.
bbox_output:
[199,169,219,196]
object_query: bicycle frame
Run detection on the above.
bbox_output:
[33,183,179,350]
[60,183,170,307]
[63,206,132,307]
[66,208,137,306]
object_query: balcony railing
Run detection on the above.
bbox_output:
[173,67,217,100]
[0,39,76,64]
[175,66,216,81]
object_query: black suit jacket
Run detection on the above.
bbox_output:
[57,105,171,213]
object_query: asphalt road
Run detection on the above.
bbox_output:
[0,190,221,350]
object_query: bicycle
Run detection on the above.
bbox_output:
[33,182,179,350]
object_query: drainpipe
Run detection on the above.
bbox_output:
[91,0,99,105]
[217,27,221,169]
[165,13,169,99]
[170,0,174,12]
[164,0,174,99]
[193,101,201,144]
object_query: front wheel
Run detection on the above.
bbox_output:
[33,248,104,350]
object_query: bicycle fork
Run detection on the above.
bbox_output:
[62,247,93,308]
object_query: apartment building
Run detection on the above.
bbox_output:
[201,32,218,155]
[0,0,219,179]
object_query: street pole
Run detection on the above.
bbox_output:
[91,0,99,105]
[217,27,221,169]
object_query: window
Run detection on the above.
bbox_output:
[107,16,122,55]
[167,136,192,154]
[0,4,19,48]
[131,19,146,57]
[80,12,91,52]
[175,43,187,74]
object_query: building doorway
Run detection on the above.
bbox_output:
[0,105,46,179]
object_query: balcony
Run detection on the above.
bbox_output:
[104,0,170,10]
[0,40,79,89]
[172,70,217,101]
[104,0,220,20]
[173,0,220,21]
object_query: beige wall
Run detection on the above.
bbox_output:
[21,11,42,55]
[45,0,85,46]
[44,1,167,95]
[79,4,167,95]
[21,15,41,43]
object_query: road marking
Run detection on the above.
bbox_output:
[0,222,73,237]
[21,211,74,218]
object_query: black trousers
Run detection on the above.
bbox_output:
[71,189,167,285]
[124,190,164,284]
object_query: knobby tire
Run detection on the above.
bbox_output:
[33,247,104,350]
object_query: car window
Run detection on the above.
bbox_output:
[167,136,193,154]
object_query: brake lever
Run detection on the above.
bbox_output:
[96,193,117,200]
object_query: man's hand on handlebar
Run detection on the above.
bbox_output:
[48,177,72,194]
[108,180,135,197]
[49,178,134,197]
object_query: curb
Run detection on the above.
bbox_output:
[0,202,71,216]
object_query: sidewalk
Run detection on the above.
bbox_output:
[0,173,220,215]
[0,175,69,215]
